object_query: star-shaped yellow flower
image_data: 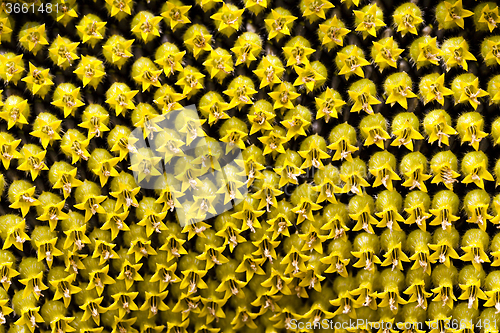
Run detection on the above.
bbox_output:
[444,0,473,29]
[348,85,381,114]
[210,3,244,37]
[459,119,488,151]
[404,283,432,312]
[351,247,381,270]
[337,46,370,78]
[105,0,133,17]
[391,123,424,151]
[54,0,79,26]
[339,171,371,196]
[131,12,162,42]
[264,9,297,41]
[265,213,292,240]
[253,56,284,89]
[431,163,460,190]
[444,40,476,71]
[318,16,350,50]
[199,98,230,126]
[293,64,326,92]
[161,1,191,30]
[268,82,300,110]
[62,225,90,254]
[9,186,40,217]
[281,246,311,276]
[302,0,334,22]
[0,134,22,169]
[372,37,404,71]
[133,67,162,93]
[0,53,24,83]
[370,164,401,191]
[393,6,423,36]
[102,210,130,240]
[402,166,431,192]
[19,23,48,53]
[35,237,64,268]
[484,289,500,314]
[176,66,205,97]
[52,167,83,198]
[405,203,431,231]
[292,198,322,224]
[231,33,262,67]
[138,210,168,237]
[376,208,405,232]
[79,111,110,139]
[315,88,345,123]
[466,203,492,231]
[426,114,457,148]
[485,39,500,67]
[0,261,19,291]
[52,87,85,118]
[299,140,330,170]
[386,82,418,109]
[0,98,28,129]
[22,63,53,98]
[409,249,432,275]
[155,48,185,77]
[420,74,453,105]
[105,88,138,117]
[129,149,163,183]
[76,15,106,44]
[478,3,499,32]
[382,244,409,270]
[354,5,385,38]
[92,156,120,186]
[184,28,212,59]
[102,38,134,69]
[223,83,257,109]
[274,159,305,187]
[153,84,185,114]
[48,36,80,68]
[2,217,30,251]
[17,148,48,181]
[60,132,91,164]
[86,265,115,296]
[73,56,106,89]
[314,179,340,205]
[176,114,206,145]
[92,239,119,266]
[15,304,44,332]
[429,207,459,231]
[220,129,248,154]
[282,115,310,140]
[245,0,267,14]
[462,160,494,189]
[0,17,12,43]
[283,41,315,67]
[361,123,391,149]
[457,77,489,110]
[460,245,490,271]
[202,49,234,82]
[415,37,443,69]
[30,115,62,149]
[252,182,283,213]
[328,137,359,162]
[74,193,107,222]
[428,240,459,267]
